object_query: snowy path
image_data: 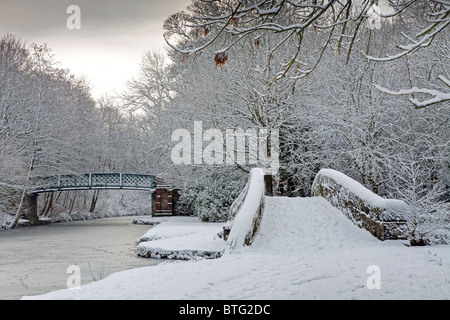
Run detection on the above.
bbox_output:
[24,197,450,300]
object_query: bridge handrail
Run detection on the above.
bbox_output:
[225,168,266,253]
[31,173,157,193]
[228,177,251,220]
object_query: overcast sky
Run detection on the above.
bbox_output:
[0,0,191,98]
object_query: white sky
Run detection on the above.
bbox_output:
[0,0,191,99]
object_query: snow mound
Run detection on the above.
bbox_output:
[136,218,226,260]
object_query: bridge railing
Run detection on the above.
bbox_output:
[224,168,266,253]
[312,168,408,240]
[31,173,157,193]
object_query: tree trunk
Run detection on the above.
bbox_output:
[8,138,37,229]
[89,190,99,213]
[40,193,48,216]
[43,192,53,217]
[62,191,70,210]
[68,192,77,215]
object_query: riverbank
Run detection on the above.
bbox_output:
[0,210,153,232]
[0,190,154,232]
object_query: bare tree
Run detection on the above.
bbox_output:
[164,0,449,107]
[165,2,447,69]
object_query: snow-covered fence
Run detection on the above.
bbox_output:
[312,169,408,240]
[224,168,266,252]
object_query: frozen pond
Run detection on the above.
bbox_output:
[0,215,163,300]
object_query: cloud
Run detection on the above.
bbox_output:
[0,0,189,37]
[0,0,190,98]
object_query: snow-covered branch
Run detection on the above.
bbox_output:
[164,0,450,78]
[365,10,450,62]
[374,76,450,108]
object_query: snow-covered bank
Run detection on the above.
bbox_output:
[23,196,450,300]
[0,211,152,232]
[0,191,153,232]
[136,217,225,259]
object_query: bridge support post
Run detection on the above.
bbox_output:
[24,194,40,225]
[151,191,156,217]
[264,175,273,196]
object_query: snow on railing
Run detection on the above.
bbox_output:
[224,168,266,253]
[312,169,408,240]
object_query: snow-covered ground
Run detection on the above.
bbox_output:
[23,196,450,300]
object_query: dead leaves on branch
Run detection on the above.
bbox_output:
[214,51,228,67]
[254,38,261,49]
[194,26,210,38]
[180,51,228,67]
